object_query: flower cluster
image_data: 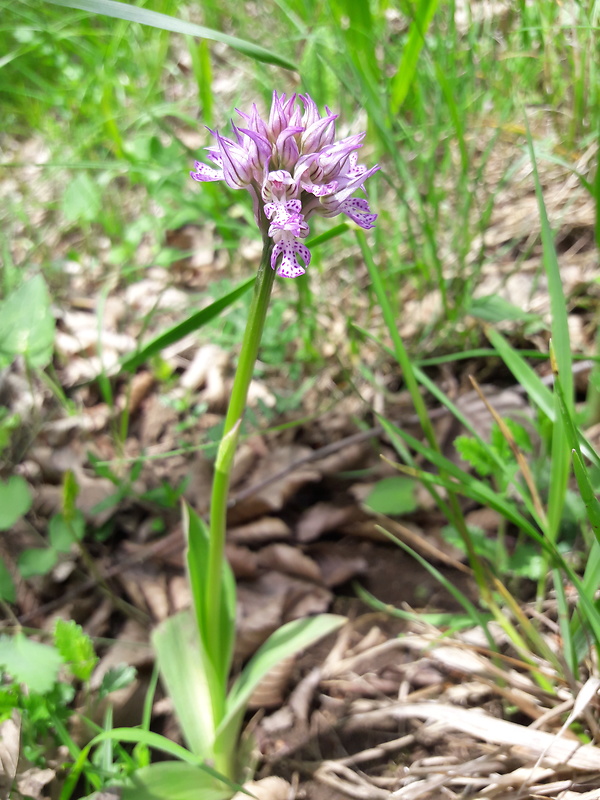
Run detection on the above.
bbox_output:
[191,92,379,279]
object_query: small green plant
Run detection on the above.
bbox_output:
[0,620,138,796]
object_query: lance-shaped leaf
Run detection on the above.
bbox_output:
[151,610,219,760]
[215,614,345,766]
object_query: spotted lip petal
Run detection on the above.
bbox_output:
[265,199,308,238]
[340,197,377,229]
[271,237,310,278]
[190,91,379,278]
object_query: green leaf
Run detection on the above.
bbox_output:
[363,476,418,516]
[0,634,63,694]
[49,512,86,553]
[508,545,546,580]
[121,762,233,800]
[45,0,297,71]
[54,619,98,682]
[99,664,137,698]
[0,476,32,530]
[63,471,80,521]
[152,610,217,759]
[499,419,533,454]
[485,328,600,471]
[466,293,540,324]
[441,524,497,563]
[0,275,54,369]
[18,547,58,578]
[61,173,102,223]
[219,614,345,761]
[182,502,235,691]
[120,276,255,373]
[455,436,496,477]
[0,559,16,604]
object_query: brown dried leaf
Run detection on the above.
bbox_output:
[313,441,371,476]
[139,395,179,448]
[15,768,55,800]
[257,544,322,582]
[137,571,170,622]
[168,574,191,613]
[296,502,359,543]
[236,577,284,661]
[90,619,152,690]
[236,572,332,661]
[309,544,368,588]
[120,371,155,415]
[226,543,259,579]
[228,516,292,545]
[231,777,290,800]
[0,715,20,800]
[179,344,228,393]
[247,654,295,710]
[228,445,321,524]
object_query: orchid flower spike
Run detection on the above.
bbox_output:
[191,91,379,279]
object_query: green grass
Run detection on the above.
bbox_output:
[2,0,600,796]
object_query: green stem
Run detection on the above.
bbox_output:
[206,239,276,665]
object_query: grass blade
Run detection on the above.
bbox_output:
[390,0,441,114]
[119,276,255,373]
[526,120,572,544]
[45,0,298,70]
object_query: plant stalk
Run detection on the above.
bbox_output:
[205,240,275,668]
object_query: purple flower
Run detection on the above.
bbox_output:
[191,92,379,279]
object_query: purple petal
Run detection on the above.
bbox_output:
[205,149,223,167]
[275,126,303,166]
[190,162,224,182]
[216,132,251,189]
[302,180,338,197]
[237,127,272,164]
[271,238,310,278]
[282,93,298,120]
[269,91,288,138]
[331,164,380,203]
[266,200,307,237]
[341,197,377,229]
[301,113,338,152]
[300,94,320,128]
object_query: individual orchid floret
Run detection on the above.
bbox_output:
[191,91,379,278]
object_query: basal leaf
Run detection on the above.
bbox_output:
[121,762,233,800]
[152,610,218,760]
[218,614,345,761]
